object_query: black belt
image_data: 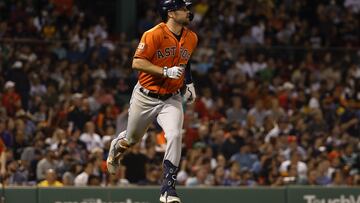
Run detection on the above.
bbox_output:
[140,87,179,101]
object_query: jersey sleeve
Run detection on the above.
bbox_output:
[134,31,160,60]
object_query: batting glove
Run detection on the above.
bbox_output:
[183,83,196,104]
[163,66,184,79]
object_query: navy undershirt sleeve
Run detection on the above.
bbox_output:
[185,63,193,84]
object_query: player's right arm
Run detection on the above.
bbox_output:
[132,29,183,79]
[132,58,163,76]
[133,58,184,79]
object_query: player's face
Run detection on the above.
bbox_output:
[171,6,191,26]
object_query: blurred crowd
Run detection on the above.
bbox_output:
[0,0,359,187]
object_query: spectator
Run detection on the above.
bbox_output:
[220,125,244,160]
[213,165,225,186]
[0,118,13,148]
[74,160,94,186]
[306,170,319,186]
[36,149,58,181]
[226,96,247,125]
[282,136,307,161]
[38,169,63,187]
[87,174,101,186]
[316,160,333,186]
[62,171,75,186]
[279,151,307,181]
[7,61,30,110]
[230,145,259,172]
[120,143,148,184]
[330,170,346,186]
[241,169,257,186]
[7,160,28,186]
[67,93,92,131]
[248,100,267,128]
[0,0,359,187]
[29,74,47,97]
[138,165,161,185]
[340,143,359,175]
[79,121,103,152]
[223,161,241,186]
[185,166,212,186]
[2,81,21,116]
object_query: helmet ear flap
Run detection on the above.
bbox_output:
[189,12,194,21]
[160,13,168,22]
[159,6,170,22]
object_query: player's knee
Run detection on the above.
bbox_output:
[166,129,182,141]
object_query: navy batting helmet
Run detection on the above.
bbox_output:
[158,0,193,22]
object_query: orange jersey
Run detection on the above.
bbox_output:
[134,22,198,94]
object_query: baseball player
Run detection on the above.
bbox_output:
[106,0,198,202]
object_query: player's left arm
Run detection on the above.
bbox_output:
[183,62,196,104]
[183,32,198,104]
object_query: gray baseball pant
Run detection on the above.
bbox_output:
[116,82,184,166]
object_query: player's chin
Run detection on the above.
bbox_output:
[182,19,190,26]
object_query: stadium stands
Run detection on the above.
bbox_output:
[0,0,359,187]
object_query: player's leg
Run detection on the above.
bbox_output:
[107,130,129,174]
[107,83,161,174]
[157,95,184,203]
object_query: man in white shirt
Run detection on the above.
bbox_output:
[235,54,254,78]
[279,151,307,180]
[74,161,94,186]
[80,121,103,152]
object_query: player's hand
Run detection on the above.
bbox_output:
[183,83,196,104]
[163,66,184,79]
